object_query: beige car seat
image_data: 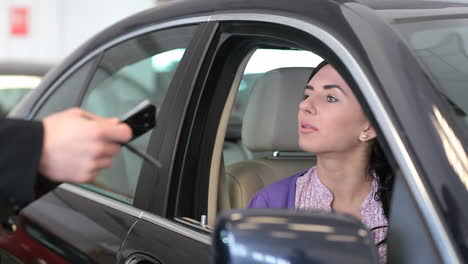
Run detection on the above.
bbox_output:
[219,67,317,211]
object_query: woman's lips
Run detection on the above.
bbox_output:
[300,122,319,132]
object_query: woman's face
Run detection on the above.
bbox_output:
[298,64,371,154]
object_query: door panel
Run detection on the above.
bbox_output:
[118,217,210,264]
[387,174,442,263]
[16,187,139,263]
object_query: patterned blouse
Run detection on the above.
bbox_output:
[295,167,388,263]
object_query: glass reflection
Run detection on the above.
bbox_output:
[236,223,259,230]
[325,234,358,243]
[358,229,368,237]
[432,106,468,190]
[246,217,288,224]
[230,213,243,221]
[270,231,298,239]
[287,223,334,233]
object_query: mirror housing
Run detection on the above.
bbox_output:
[213,209,379,264]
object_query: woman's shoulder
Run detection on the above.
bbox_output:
[248,169,309,208]
[265,170,307,192]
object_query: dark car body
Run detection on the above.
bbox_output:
[4,0,468,263]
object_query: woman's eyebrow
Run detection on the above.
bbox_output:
[324,84,347,95]
[305,85,314,90]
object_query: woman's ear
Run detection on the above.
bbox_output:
[359,124,377,142]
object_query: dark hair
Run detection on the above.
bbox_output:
[370,141,394,219]
[307,60,329,81]
[309,61,394,218]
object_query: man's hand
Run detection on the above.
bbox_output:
[39,108,132,182]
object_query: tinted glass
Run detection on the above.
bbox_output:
[35,59,95,119]
[80,25,197,204]
[396,18,468,128]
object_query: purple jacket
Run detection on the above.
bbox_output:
[247,170,308,209]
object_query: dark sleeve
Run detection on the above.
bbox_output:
[0,118,44,208]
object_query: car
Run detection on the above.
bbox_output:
[3,0,468,263]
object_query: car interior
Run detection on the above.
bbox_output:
[195,43,433,263]
[219,67,316,210]
[205,48,320,225]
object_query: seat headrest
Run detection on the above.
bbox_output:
[242,67,313,152]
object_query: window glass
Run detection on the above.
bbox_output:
[35,59,95,119]
[80,25,197,204]
[395,19,468,127]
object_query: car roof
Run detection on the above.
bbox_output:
[43,0,468,88]
[83,0,468,52]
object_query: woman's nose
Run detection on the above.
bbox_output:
[299,97,316,115]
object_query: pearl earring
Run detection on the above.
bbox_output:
[360,133,368,139]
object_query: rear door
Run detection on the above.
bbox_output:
[4,21,202,264]
[116,21,217,264]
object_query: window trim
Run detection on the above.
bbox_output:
[27,16,210,119]
[59,183,211,245]
[31,57,98,119]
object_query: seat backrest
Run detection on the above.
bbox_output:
[221,67,316,211]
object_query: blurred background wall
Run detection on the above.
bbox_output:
[0,0,163,116]
[0,0,158,70]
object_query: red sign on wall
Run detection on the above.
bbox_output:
[10,7,30,37]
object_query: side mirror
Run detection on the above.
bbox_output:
[213,209,379,264]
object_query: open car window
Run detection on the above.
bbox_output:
[224,48,322,166]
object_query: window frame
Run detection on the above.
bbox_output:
[29,21,210,213]
[31,56,100,119]
[171,21,330,224]
[134,22,221,215]
[74,24,202,204]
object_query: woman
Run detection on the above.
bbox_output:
[248,61,393,263]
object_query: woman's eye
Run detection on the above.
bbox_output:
[303,94,310,100]
[327,95,338,102]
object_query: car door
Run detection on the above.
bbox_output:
[123,7,465,264]
[1,21,202,264]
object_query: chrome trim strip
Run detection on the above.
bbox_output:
[76,16,210,62]
[59,183,143,218]
[210,12,460,263]
[30,15,210,117]
[141,212,211,245]
[59,184,211,245]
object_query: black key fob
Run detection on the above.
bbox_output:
[120,100,156,141]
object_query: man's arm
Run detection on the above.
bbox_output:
[0,108,132,209]
[0,118,44,208]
